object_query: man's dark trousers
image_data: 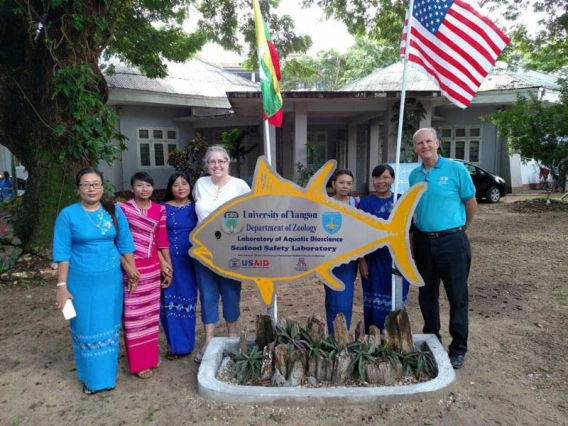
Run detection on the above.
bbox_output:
[412,230,471,356]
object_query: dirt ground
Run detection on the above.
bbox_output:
[1,192,567,426]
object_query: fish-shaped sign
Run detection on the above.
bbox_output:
[190,157,426,306]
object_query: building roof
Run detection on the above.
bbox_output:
[105,59,259,99]
[339,62,560,93]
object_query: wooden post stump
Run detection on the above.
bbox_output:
[384,308,413,353]
[260,343,275,383]
[255,315,275,350]
[333,313,352,347]
[354,319,365,343]
[332,348,351,384]
[274,343,289,378]
[239,329,248,353]
[306,316,327,341]
[368,325,381,350]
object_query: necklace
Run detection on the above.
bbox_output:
[84,207,103,229]
[170,199,190,207]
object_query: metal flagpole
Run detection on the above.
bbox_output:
[392,0,415,311]
[263,119,277,322]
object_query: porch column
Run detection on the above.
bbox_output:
[384,100,397,162]
[347,123,357,174]
[293,103,308,182]
[281,115,293,180]
[368,119,381,192]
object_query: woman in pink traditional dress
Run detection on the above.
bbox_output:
[119,172,173,379]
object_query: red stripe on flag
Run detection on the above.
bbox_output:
[408,54,471,107]
[268,41,281,81]
[411,26,482,87]
[443,14,496,65]
[264,109,283,127]
[454,0,510,46]
[408,39,476,98]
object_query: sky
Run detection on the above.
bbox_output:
[195,0,539,66]
[196,2,354,64]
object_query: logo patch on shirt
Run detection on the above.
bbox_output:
[438,176,449,184]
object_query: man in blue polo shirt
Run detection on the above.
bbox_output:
[409,128,477,370]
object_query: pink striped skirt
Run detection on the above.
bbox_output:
[123,257,161,373]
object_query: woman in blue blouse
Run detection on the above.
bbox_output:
[358,164,410,332]
[53,167,137,395]
[160,172,199,360]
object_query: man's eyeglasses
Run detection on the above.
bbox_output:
[79,182,103,189]
[207,160,227,165]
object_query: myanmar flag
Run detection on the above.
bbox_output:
[253,0,283,127]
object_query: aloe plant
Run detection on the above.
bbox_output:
[231,345,264,384]
[400,350,437,379]
[346,341,379,382]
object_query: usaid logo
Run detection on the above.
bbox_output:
[240,259,270,268]
[228,258,240,270]
[294,258,309,272]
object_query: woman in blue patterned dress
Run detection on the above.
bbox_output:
[160,172,199,359]
[325,169,360,334]
[358,164,410,333]
[54,167,137,395]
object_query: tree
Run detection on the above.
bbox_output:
[280,37,398,90]
[0,0,310,249]
[487,85,568,197]
[221,128,256,178]
[167,133,210,184]
[480,0,568,73]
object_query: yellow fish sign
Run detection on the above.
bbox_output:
[190,156,426,306]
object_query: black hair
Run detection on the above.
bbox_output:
[75,167,118,233]
[130,172,154,187]
[3,171,9,180]
[371,164,395,179]
[164,172,193,202]
[331,169,354,182]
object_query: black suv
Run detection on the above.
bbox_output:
[454,160,507,203]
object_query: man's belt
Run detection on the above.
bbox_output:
[416,226,463,239]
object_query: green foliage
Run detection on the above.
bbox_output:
[346,341,379,382]
[52,65,126,164]
[485,87,568,193]
[482,0,568,72]
[221,128,256,178]
[231,345,264,384]
[399,350,437,379]
[320,334,341,361]
[302,0,406,49]
[295,162,318,187]
[280,37,398,91]
[275,321,308,354]
[0,219,23,272]
[0,0,309,249]
[167,133,209,184]
[390,99,427,162]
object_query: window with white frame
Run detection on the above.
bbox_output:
[439,127,481,163]
[137,127,179,168]
[307,132,328,168]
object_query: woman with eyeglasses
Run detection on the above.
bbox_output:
[192,145,250,363]
[357,164,410,332]
[53,167,137,395]
[118,172,172,379]
[160,172,199,360]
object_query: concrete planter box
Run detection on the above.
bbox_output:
[197,334,455,405]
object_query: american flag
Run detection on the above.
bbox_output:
[400,0,510,108]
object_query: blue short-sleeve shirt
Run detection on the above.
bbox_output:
[409,157,475,232]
